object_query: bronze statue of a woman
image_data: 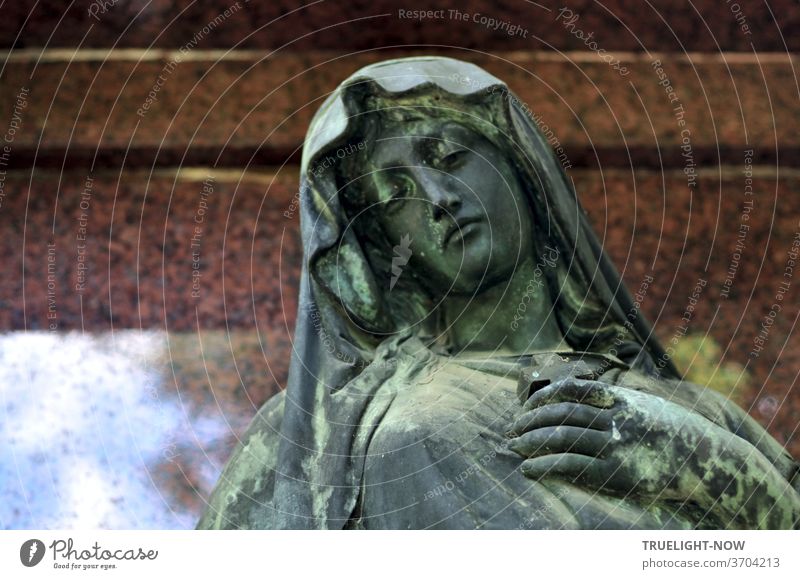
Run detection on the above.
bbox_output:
[198,57,800,529]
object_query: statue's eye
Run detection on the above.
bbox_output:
[439,148,468,170]
[386,175,413,204]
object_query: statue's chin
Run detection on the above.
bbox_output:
[411,246,520,297]
[444,268,513,297]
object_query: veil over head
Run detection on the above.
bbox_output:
[242,56,680,528]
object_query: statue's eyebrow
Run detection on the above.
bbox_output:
[375,159,407,171]
[372,135,414,171]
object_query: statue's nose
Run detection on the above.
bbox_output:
[432,190,462,221]
[414,169,462,221]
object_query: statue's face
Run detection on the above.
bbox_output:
[358,119,533,296]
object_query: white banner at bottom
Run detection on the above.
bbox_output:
[1,531,797,578]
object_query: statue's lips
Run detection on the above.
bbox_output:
[444,217,483,247]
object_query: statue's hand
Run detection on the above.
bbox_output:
[506,377,729,501]
[507,377,800,528]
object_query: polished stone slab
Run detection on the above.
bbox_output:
[1,51,797,170]
[0,329,280,529]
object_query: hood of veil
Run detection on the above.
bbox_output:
[269,56,680,529]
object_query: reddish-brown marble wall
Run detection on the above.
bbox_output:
[0,53,797,169]
[3,0,799,52]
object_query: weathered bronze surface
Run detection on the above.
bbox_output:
[198,57,800,529]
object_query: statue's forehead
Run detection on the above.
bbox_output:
[375,118,466,139]
[370,121,477,162]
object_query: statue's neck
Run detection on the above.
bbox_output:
[440,254,569,355]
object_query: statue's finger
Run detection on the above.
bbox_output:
[508,425,612,459]
[523,378,615,411]
[507,402,613,436]
[520,453,606,486]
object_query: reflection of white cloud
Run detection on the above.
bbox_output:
[0,331,226,529]
[188,416,227,491]
[66,457,113,529]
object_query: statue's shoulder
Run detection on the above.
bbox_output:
[249,389,286,431]
[195,391,285,530]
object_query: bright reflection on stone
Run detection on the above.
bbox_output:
[0,331,237,529]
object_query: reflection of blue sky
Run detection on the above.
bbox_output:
[0,331,227,529]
